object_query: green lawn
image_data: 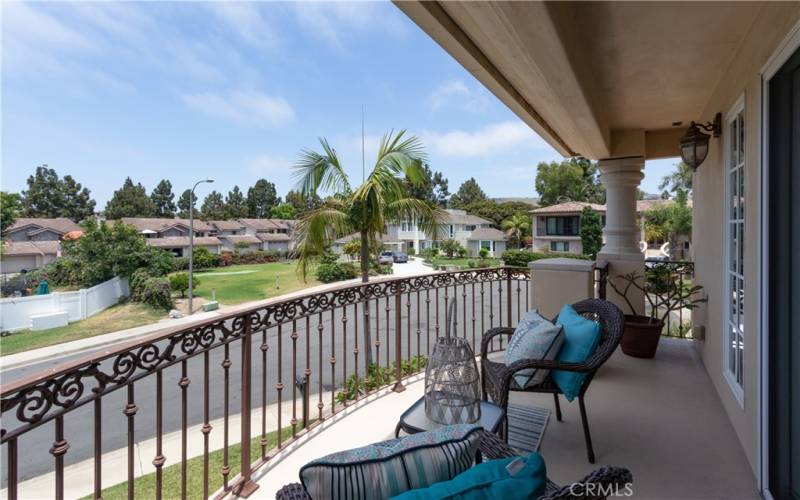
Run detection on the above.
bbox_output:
[191,261,320,305]
[428,257,503,269]
[86,423,306,500]
[0,302,165,357]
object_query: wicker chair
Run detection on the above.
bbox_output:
[480,299,624,464]
[275,430,632,500]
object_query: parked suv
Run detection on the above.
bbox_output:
[378,251,395,264]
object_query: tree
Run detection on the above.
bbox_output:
[534,157,605,206]
[501,214,530,249]
[579,206,603,259]
[461,200,533,226]
[169,272,198,298]
[402,163,450,207]
[60,219,173,287]
[200,191,226,220]
[293,130,445,283]
[21,165,96,221]
[150,179,176,218]
[642,188,693,260]
[1,192,22,233]
[247,179,279,218]
[104,177,154,219]
[225,186,248,218]
[342,238,362,260]
[450,178,487,208]
[177,189,196,219]
[659,162,693,195]
[285,190,322,218]
[270,202,297,220]
[438,239,463,258]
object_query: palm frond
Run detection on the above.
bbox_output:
[292,138,351,198]
[294,207,353,280]
[385,198,447,240]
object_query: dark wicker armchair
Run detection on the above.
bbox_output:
[275,430,632,500]
[480,299,625,464]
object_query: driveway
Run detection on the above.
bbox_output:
[390,257,432,277]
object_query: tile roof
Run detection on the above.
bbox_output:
[146,236,221,248]
[2,240,61,256]
[529,202,606,214]
[5,218,81,235]
[120,217,212,232]
[238,218,283,231]
[467,227,507,241]
[209,220,246,231]
[255,232,291,242]
[441,210,491,225]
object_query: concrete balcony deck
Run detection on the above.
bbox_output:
[252,338,758,500]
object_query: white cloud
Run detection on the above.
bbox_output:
[293,1,406,48]
[424,121,549,157]
[2,2,94,51]
[181,90,295,126]
[429,80,489,112]
[206,2,280,50]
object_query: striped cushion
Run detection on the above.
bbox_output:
[299,424,482,500]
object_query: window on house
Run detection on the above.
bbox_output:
[466,225,476,231]
[550,241,570,252]
[724,99,745,403]
[545,216,580,236]
[449,225,454,238]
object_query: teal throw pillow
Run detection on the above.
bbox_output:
[392,452,547,500]
[551,304,601,401]
[504,310,564,389]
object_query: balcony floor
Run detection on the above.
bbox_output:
[250,339,758,500]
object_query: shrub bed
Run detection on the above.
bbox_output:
[501,249,590,267]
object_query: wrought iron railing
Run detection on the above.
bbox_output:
[0,267,530,500]
[643,259,696,338]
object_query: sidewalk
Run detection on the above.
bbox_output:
[0,260,435,372]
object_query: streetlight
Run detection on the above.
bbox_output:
[189,177,214,315]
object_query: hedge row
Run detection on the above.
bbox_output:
[501,249,590,267]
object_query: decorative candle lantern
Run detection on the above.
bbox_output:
[424,300,481,425]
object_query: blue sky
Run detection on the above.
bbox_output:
[1,1,678,207]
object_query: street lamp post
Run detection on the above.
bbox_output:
[189,178,214,315]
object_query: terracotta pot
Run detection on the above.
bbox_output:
[620,315,665,358]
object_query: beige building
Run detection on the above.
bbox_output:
[398,2,800,495]
[387,209,507,257]
[1,218,81,274]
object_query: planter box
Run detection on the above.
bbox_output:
[30,311,69,331]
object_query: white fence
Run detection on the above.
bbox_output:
[0,277,129,332]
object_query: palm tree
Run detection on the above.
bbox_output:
[501,214,529,248]
[293,130,445,283]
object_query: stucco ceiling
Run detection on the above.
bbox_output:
[396,1,764,159]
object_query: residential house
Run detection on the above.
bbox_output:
[390,209,507,257]
[1,218,81,273]
[530,200,692,257]
[239,218,295,253]
[120,217,221,256]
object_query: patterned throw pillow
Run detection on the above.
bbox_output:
[299,424,482,500]
[504,310,564,389]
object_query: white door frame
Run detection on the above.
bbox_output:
[759,17,800,498]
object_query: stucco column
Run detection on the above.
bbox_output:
[597,156,645,315]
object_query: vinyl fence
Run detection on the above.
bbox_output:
[0,277,129,332]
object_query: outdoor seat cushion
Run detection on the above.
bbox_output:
[504,310,564,389]
[299,424,482,500]
[551,304,601,401]
[391,452,547,500]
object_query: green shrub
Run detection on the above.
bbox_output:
[406,247,416,256]
[501,249,589,267]
[319,249,339,265]
[438,239,464,258]
[169,272,198,298]
[173,256,190,271]
[192,247,216,269]
[316,263,351,283]
[467,260,477,268]
[421,248,438,262]
[141,277,173,310]
[130,268,152,301]
[457,246,468,258]
[479,247,489,259]
[340,263,360,279]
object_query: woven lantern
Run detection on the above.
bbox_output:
[424,299,481,425]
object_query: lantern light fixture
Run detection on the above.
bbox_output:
[679,112,722,170]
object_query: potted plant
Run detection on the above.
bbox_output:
[608,265,706,358]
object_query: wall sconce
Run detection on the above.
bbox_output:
[679,112,722,170]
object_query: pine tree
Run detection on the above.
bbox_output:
[285,190,321,217]
[246,179,279,218]
[150,179,176,218]
[450,178,487,208]
[225,186,247,219]
[105,177,154,219]
[177,189,196,219]
[200,191,226,220]
[21,165,96,221]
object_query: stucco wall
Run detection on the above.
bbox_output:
[692,4,800,477]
